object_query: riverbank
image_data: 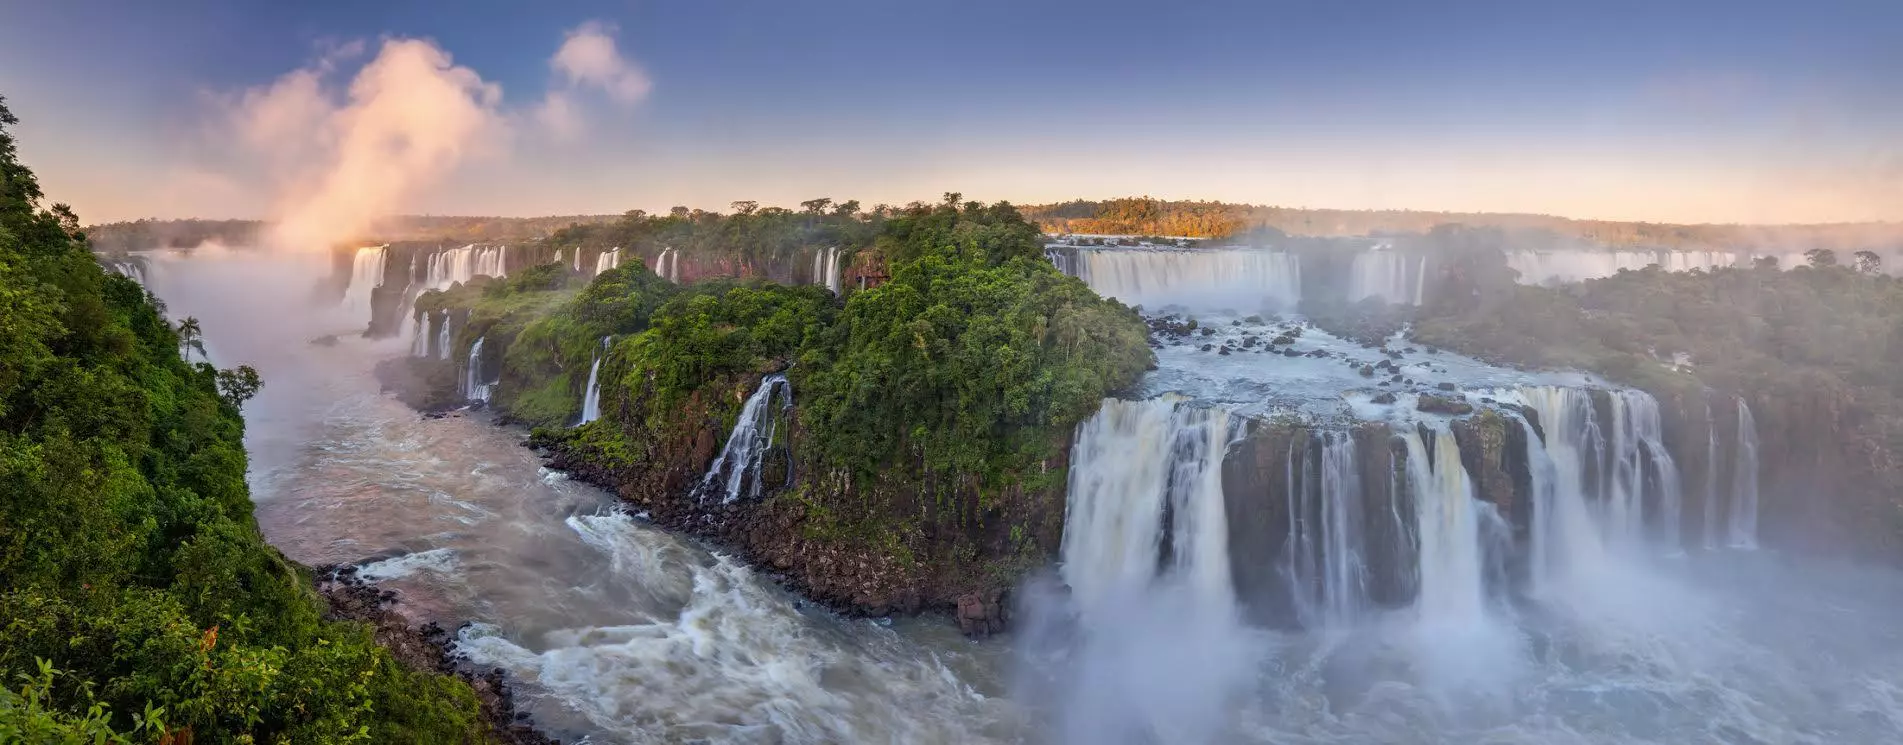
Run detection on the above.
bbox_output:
[315,566,562,745]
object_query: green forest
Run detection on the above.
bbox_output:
[0,99,500,741]
[415,196,1152,485]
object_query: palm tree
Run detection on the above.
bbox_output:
[177,317,206,362]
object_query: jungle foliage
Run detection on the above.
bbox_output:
[0,96,490,742]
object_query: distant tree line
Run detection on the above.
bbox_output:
[1019,197,1903,253]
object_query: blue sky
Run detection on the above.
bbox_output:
[3,0,1898,224]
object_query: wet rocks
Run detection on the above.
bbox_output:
[1416,392,1475,416]
[954,589,1009,638]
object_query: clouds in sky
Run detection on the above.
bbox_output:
[537,21,652,140]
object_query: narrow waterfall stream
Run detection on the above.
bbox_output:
[141,247,1903,744]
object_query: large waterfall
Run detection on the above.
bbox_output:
[699,374,793,503]
[424,244,509,291]
[1729,398,1760,548]
[813,246,842,293]
[1606,390,1682,549]
[578,337,609,425]
[1403,424,1493,624]
[1060,396,1235,618]
[1346,250,1427,306]
[1076,247,1300,311]
[1518,386,1614,590]
[1284,432,1373,627]
[339,245,387,320]
[594,248,620,276]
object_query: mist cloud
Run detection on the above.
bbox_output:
[206,22,648,252]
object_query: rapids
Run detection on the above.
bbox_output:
[138,246,1903,744]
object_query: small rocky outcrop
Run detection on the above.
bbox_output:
[1416,393,1475,415]
[316,566,560,745]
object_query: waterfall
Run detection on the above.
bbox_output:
[1519,385,1684,582]
[105,259,148,286]
[1728,398,1760,549]
[1075,247,1300,311]
[1402,424,1489,624]
[554,249,563,266]
[1604,390,1683,550]
[1702,400,1721,549]
[409,314,428,357]
[1060,396,1234,620]
[1286,432,1371,627]
[573,247,583,272]
[1347,251,1427,305]
[424,244,510,291]
[812,246,842,293]
[463,336,492,403]
[1517,387,1610,591]
[700,374,794,503]
[1044,247,1073,276]
[578,337,610,425]
[339,245,387,320]
[436,311,452,361]
[652,248,680,283]
[594,248,620,276]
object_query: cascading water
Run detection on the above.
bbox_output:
[435,310,452,361]
[1346,250,1427,305]
[410,314,428,357]
[1059,396,1234,618]
[424,244,510,291]
[1284,432,1370,627]
[699,374,793,503]
[1044,247,1073,276]
[1517,386,1612,591]
[572,247,582,272]
[1703,399,1721,549]
[463,336,492,404]
[1729,398,1760,549]
[652,247,680,283]
[1402,424,1490,624]
[578,337,609,425]
[812,246,842,293]
[1076,247,1300,311]
[1604,390,1683,550]
[594,248,620,276]
[339,245,387,321]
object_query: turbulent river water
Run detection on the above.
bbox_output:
[144,247,1903,744]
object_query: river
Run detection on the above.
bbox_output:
[143,247,1903,744]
